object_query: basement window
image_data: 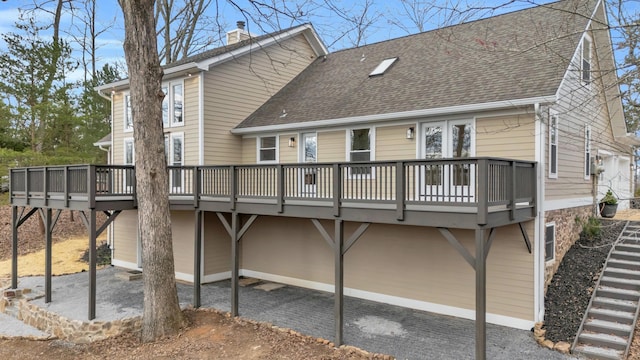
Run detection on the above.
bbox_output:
[545,223,555,262]
[369,57,398,76]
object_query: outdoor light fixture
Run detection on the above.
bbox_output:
[406,127,415,139]
[289,137,296,147]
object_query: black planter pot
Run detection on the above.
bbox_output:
[599,203,618,218]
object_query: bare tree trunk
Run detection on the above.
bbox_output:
[118,0,184,342]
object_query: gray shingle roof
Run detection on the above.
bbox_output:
[237,0,595,130]
[164,24,307,70]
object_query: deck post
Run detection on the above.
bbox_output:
[334,219,344,346]
[231,212,239,317]
[45,208,52,303]
[475,228,487,360]
[88,209,97,320]
[11,206,18,289]
[194,210,202,308]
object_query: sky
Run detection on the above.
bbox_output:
[0,0,637,83]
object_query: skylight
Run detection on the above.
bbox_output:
[369,57,398,76]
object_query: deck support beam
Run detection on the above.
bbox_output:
[44,209,52,303]
[334,219,344,346]
[78,210,98,320]
[475,228,487,360]
[11,206,18,289]
[88,210,97,320]
[193,210,203,308]
[438,226,493,360]
[230,213,239,317]
[311,218,370,346]
[11,206,40,290]
[215,212,259,317]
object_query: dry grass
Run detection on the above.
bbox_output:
[0,236,96,279]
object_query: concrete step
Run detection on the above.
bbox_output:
[573,344,624,360]
[608,258,640,271]
[584,318,633,337]
[616,243,640,252]
[611,250,640,262]
[589,307,635,324]
[579,332,628,351]
[600,276,640,291]
[592,297,637,312]
[604,267,640,280]
[596,286,640,301]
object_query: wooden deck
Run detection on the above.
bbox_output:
[9,157,537,229]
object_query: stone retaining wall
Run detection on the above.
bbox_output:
[543,205,593,291]
[15,298,141,343]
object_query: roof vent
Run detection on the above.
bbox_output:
[369,57,398,77]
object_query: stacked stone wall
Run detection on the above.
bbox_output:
[543,205,593,291]
[15,298,141,343]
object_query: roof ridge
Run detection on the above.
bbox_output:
[327,0,580,56]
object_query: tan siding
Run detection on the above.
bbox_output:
[203,35,316,165]
[170,211,194,274]
[476,114,535,160]
[241,217,535,321]
[183,76,199,165]
[279,135,298,163]
[111,93,128,165]
[242,137,256,164]
[113,210,138,265]
[203,212,231,275]
[375,124,417,160]
[318,131,345,162]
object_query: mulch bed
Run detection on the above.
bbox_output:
[543,219,626,343]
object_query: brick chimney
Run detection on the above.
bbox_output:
[226,20,251,45]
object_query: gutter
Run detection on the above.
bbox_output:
[232,95,557,135]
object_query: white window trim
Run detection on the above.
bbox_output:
[123,137,135,191]
[168,132,184,192]
[257,135,279,163]
[346,127,376,179]
[581,34,592,85]
[124,93,133,133]
[548,111,558,179]
[584,124,591,180]
[123,137,135,164]
[169,80,185,127]
[545,222,556,263]
[169,132,184,165]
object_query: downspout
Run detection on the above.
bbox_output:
[534,102,546,324]
[96,87,116,260]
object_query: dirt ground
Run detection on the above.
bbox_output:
[0,206,381,359]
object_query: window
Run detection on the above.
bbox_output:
[124,138,134,165]
[124,94,133,131]
[581,37,591,84]
[172,83,183,125]
[545,223,555,262]
[349,128,372,176]
[162,86,169,127]
[124,138,135,190]
[369,57,398,76]
[170,133,183,190]
[258,136,277,162]
[549,113,558,178]
[159,82,184,127]
[585,125,591,179]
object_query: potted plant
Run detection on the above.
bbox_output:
[599,189,618,218]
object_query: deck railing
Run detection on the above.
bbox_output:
[10,158,536,219]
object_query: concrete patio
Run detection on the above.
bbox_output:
[3,267,575,360]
